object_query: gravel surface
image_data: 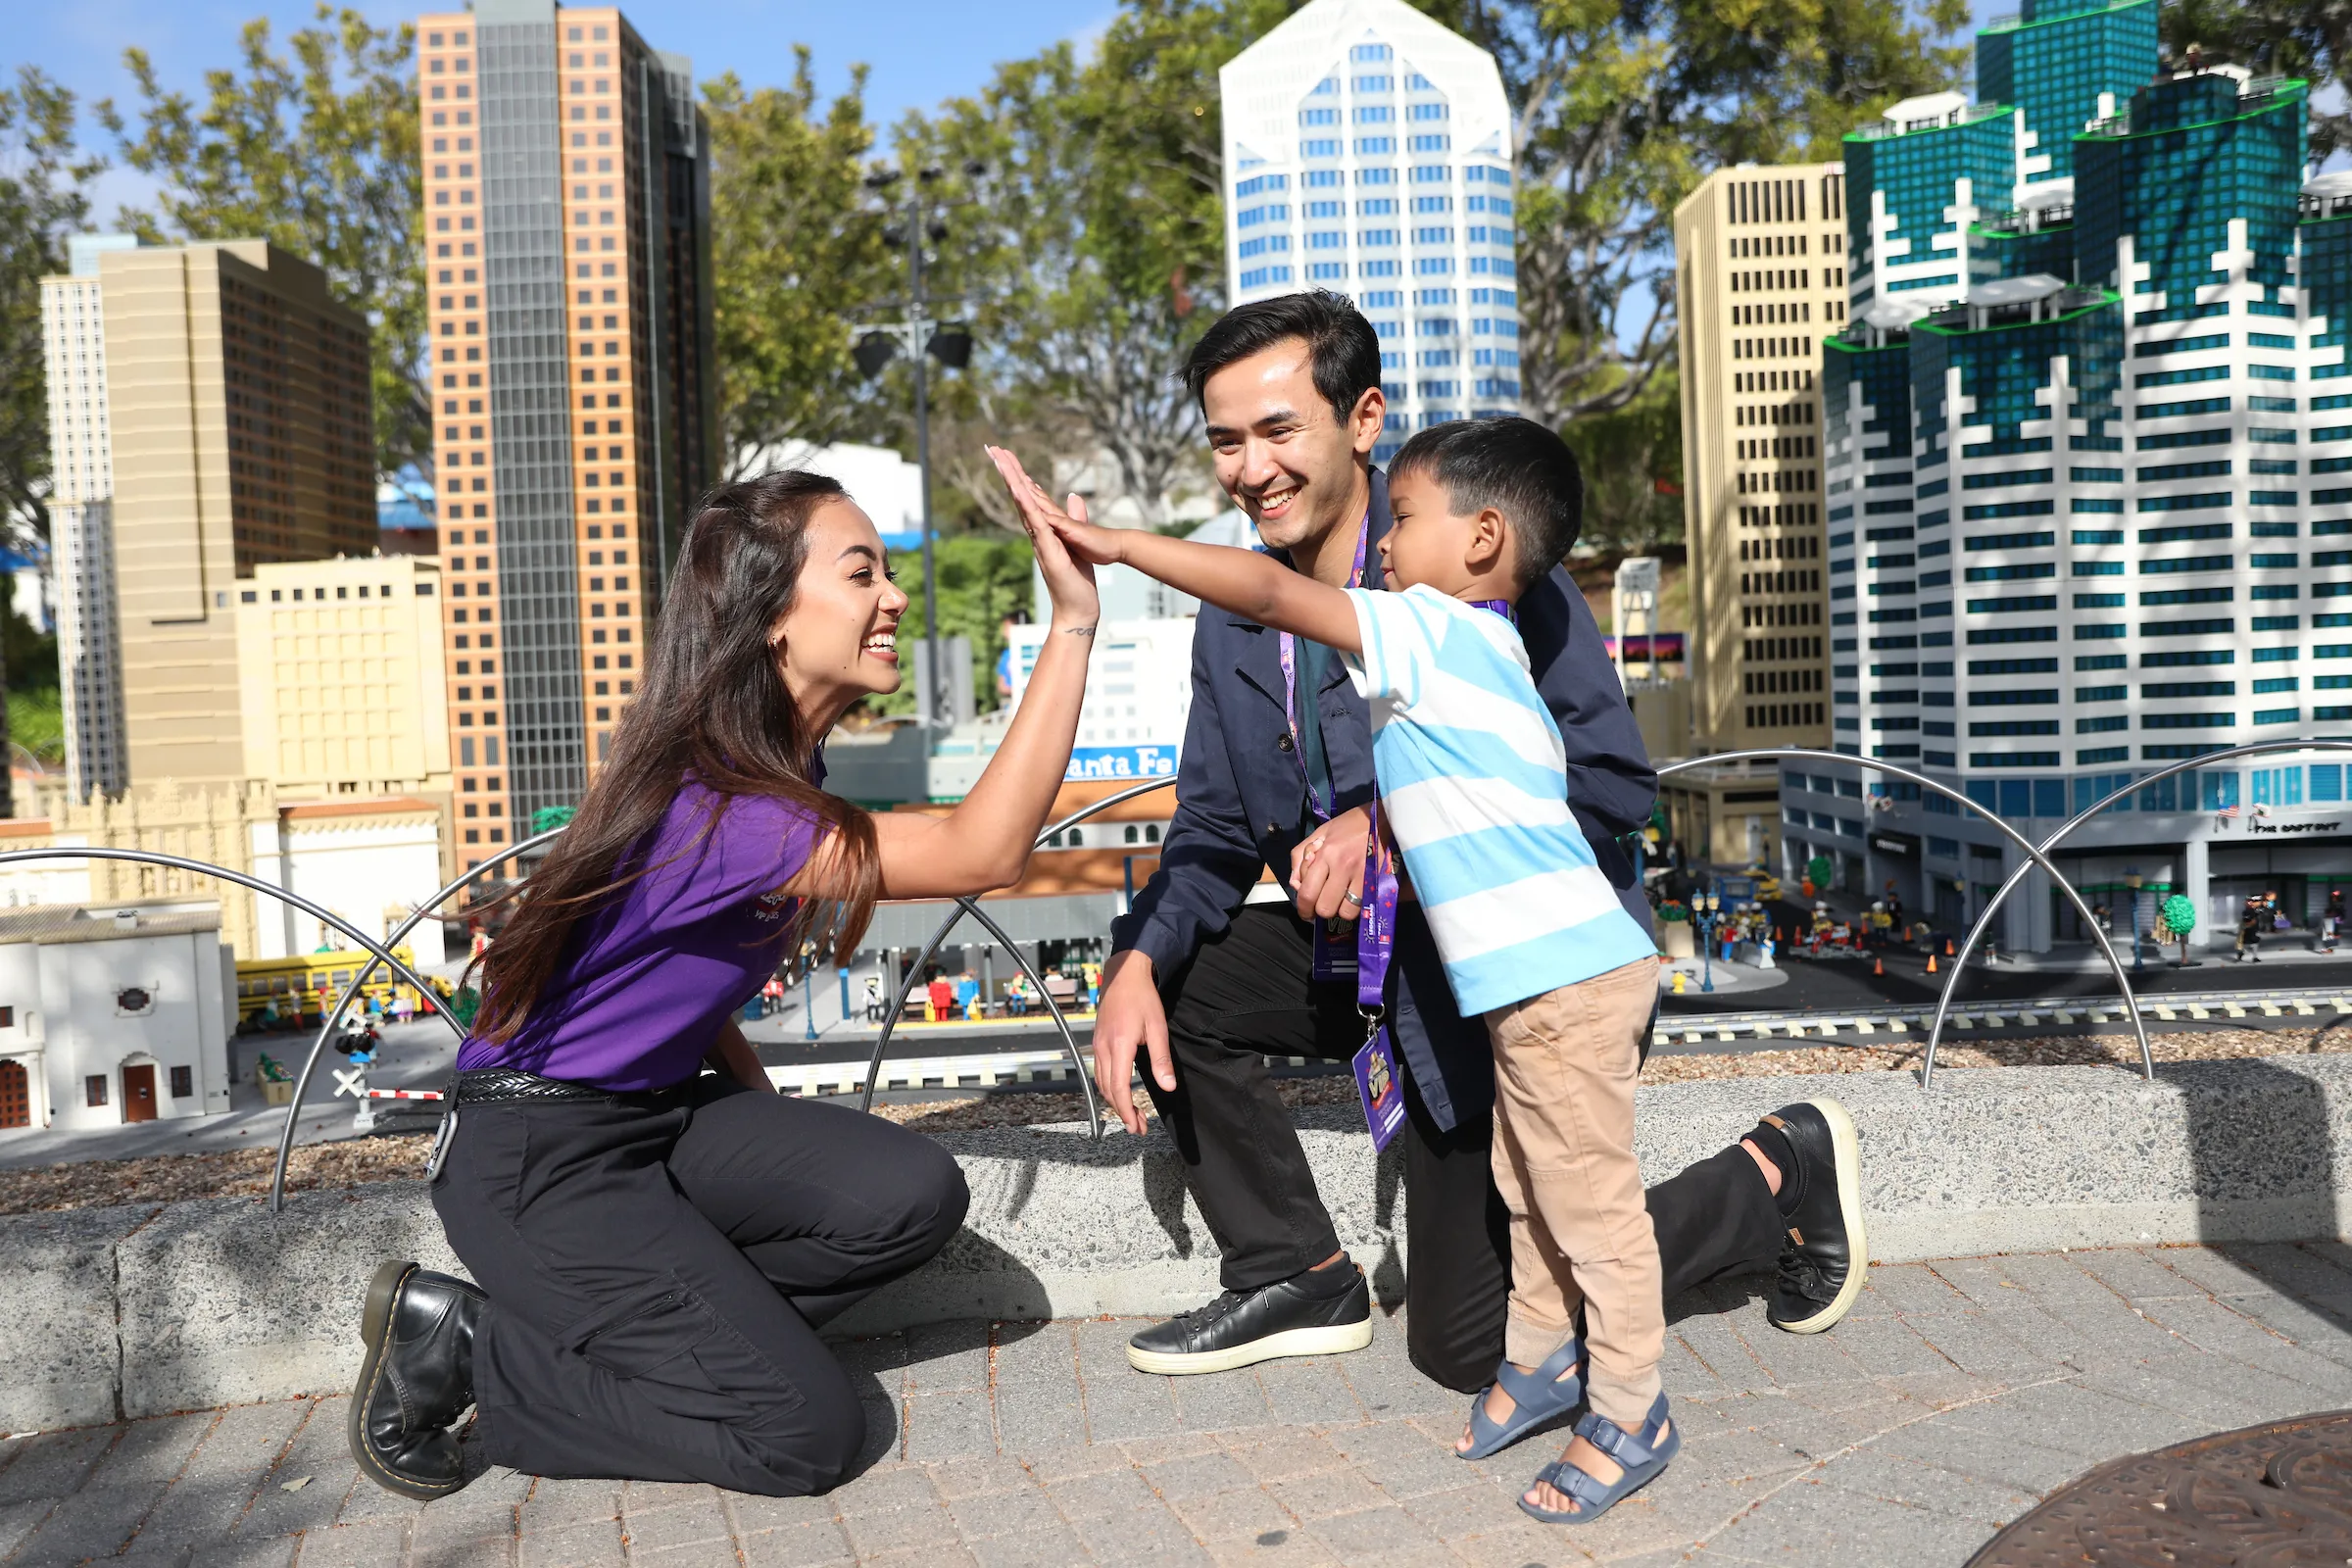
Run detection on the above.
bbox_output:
[4,1025,2343,1216]
[0,1137,434,1217]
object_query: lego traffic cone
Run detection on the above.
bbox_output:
[1927,954,1938,973]
[1945,938,1956,956]
[1874,956,1885,976]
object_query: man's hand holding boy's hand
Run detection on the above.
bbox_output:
[1292,806,1370,922]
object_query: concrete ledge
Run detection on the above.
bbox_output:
[5,1056,2351,1426]
[0,1203,156,1433]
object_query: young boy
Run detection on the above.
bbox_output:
[990,421,1673,1525]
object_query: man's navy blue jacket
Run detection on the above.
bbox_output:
[1108,466,1659,1132]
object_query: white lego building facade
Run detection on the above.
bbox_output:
[0,900,235,1131]
[1220,0,1521,461]
[246,800,452,965]
[1004,619,1198,783]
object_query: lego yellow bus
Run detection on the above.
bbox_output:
[233,949,453,1031]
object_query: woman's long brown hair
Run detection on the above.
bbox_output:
[468,469,884,1045]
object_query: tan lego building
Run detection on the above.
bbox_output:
[234,555,452,808]
[1672,166,1850,753]
[417,0,716,867]
[41,239,377,795]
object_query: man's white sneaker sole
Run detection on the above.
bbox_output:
[1126,1317,1373,1376]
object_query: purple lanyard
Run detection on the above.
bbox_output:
[1276,515,1371,822]
[1277,516,1370,985]
[1353,598,1514,1012]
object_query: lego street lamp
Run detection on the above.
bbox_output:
[1695,890,1722,994]
[853,161,984,729]
[2127,869,2143,972]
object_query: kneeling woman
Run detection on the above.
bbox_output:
[350,462,1098,1499]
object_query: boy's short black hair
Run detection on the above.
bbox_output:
[1181,291,1382,425]
[1389,417,1584,588]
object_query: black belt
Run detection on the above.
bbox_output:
[432,1067,700,1180]
[450,1066,693,1105]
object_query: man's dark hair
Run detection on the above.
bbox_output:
[1181,290,1382,424]
[1389,416,1584,588]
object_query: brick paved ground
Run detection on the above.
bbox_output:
[11,1243,2352,1566]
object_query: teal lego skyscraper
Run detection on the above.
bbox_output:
[2074,71,2306,315]
[1977,0,2162,187]
[1791,1,2352,953]
[1844,93,2018,313]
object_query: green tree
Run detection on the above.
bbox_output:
[1563,364,1684,552]
[101,7,427,489]
[866,532,1038,716]
[0,67,96,816]
[704,54,897,475]
[907,0,1274,530]
[1440,0,1969,425]
[0,68,103,535]
[2159,0,2347,153]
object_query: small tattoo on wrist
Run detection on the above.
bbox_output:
[1065,625,1097,638]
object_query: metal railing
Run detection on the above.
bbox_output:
[2,738,2307,1196]
[267,828,565,1211]
[1918,740,2352,1086]
[870,748,2148,1119]
[855,775,1183,1141]
[1653,749,2152,1079]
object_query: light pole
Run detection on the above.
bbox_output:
[855,164,980,730]
[2128,870,2143,972]
[1696,890,1721,993]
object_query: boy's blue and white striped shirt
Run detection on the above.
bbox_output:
[1345,584,1656,1016]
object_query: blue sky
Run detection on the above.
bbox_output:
[6,0,1115,220]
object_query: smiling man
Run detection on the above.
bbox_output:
[1099,291,1868,1388]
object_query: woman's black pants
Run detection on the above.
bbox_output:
[431,1078,968,1496]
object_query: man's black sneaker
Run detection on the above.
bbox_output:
[1128,1260,1373,1375]
[349,1260,486,1499]
[1761,1100,1869,1335]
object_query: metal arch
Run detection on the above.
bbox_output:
[269,827,568,1212]
[1652,748,2150,1085]
[953,897,1102,1136]
[0,844,451,1192]
[1921,739,2352,1087]
[0,848,446,1004]
[858,775,1180,1134]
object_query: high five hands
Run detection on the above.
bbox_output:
[985,448,1125,570]
[985,446,1101,621]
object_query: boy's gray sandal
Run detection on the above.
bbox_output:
[1457,1337,1585,1460]
[1519,1392,1680,1524]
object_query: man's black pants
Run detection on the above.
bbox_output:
[433,1079,967,1495]
[1144,904,1784,1393]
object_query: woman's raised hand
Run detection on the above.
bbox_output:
[987,446,1123,579]
[986,446,1101,625]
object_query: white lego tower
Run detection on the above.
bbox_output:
[1219,0,1521,462]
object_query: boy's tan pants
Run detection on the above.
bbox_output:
[1485,956,1664,1430]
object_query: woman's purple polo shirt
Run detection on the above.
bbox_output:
[455,780,820,1091]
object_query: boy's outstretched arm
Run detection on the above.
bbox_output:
[989,449,1360,655]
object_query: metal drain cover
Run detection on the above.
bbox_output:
[1969,1409,2352,1565]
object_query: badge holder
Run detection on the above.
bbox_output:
[425,1103,459,1180]
[1349,803,1406,1152]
